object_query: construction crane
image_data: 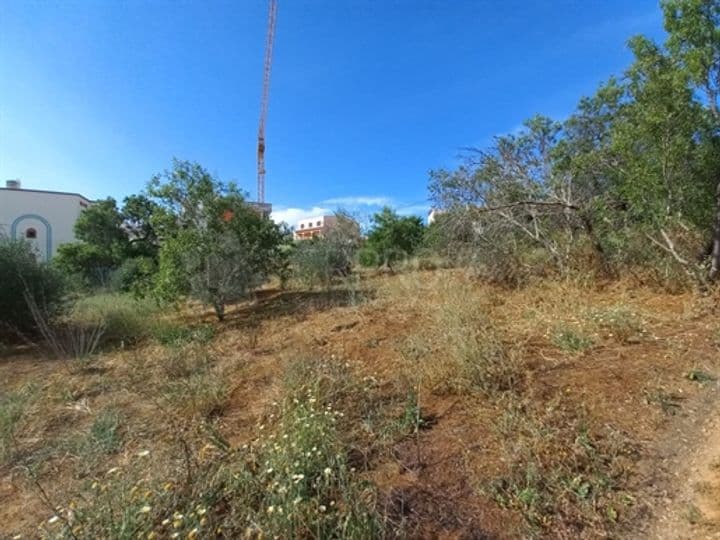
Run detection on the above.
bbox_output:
[257,0,277,204]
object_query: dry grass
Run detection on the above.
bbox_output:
[400,281,525,397]
[1,269,719,538]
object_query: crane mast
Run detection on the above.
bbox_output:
[257,0,277,204]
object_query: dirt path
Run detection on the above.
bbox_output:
[641,381,720,539]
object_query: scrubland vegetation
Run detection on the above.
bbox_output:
[2,1,720,538]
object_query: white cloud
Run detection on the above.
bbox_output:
[271,206,331,226]
[396,204,431,218]
[321,195,393,207]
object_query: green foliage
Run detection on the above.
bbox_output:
[74,198,128,253]
[87,410,123,454]
[120,194,161,258]
[361,207,425,267]
[292,238,350,287]
[291,213,360,288]
[553,328,594,353]
[54,198,129,287]
[151,322,215,347]
[662,0,720,119]
[54,242,117,288]
[151,160,284,320]
[54,195,160,289]
[153,229,194,304]
[70,293,162,346]
[428,3,720,286]
[0,238,66,336]
[109,256,157,297]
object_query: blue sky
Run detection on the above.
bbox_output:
[0,0,665,225]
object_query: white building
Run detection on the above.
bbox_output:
[0,180,93,261]
[427,208,444,225]
[294,215,339,240]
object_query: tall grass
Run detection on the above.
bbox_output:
[0,384,38,464]
[158,345,229,419]
[401,281,525,397]
[70,293,161,346]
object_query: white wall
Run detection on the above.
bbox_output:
[0,188,90,261]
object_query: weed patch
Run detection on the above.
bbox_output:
[0,384,38,464]
[585,306,646,342]
[405,285,524,397]
[157,345,229,419]
[644,388,683,415]
[71,293,160,346]
[485,397,636,536]
[553,327,594,353]
[42,358,384,539]
[151,322,215,347]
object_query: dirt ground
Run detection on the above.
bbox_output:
[1,269,719,538]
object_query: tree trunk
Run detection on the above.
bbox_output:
[580,212,614,278]
[709,180,720,281]
[214,301,225,321]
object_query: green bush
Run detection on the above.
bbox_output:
[70,293,161,346]
[109,256,157,296]
[292,237,354,288]
[358,246,381,267]
[361,207,425,267]
[53,242,117,288]
[0,239,66,336]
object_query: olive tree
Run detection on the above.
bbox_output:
[151,160,284,320]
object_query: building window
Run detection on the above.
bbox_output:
[25,228,37,239]
[300,223,305,229]
[316,221,321,227]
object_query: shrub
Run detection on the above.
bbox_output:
[361,207,425,268]
[109,256,157,296]
[292,238,353,288]
[292,212,360,288]
[70,293,161,346]
[53,242,116,289]
[0,239,65,336]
